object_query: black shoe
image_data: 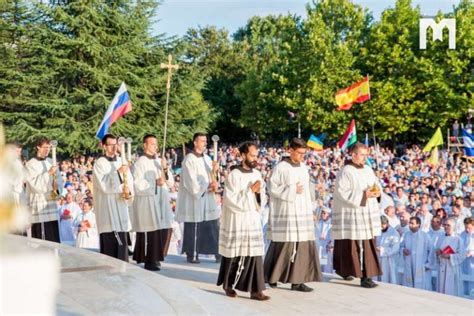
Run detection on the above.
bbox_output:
[128,249,134,256]
[268,283,277,288]
[215,254,222,263]
[157,261,162,267]
[144,263,160,271]
[187,256,200,264]
[291,284,314,292]
[360,278,378,288]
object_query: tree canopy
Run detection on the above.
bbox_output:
[0,0,472,153]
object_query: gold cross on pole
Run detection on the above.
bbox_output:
[161,54,179,90]
[160,54,179,157]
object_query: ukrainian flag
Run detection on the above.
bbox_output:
[307,134,323,150]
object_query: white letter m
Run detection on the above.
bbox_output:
[419,18,456,50]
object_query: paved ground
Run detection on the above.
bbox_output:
[5,236,472,315]
[152,254,473,315]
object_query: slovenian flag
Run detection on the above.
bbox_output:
[462,128,474,157]
[96,82,132,140]
[338,119,357,151]
[307,134,323,150]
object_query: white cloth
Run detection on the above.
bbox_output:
[376,226,400,284]
[400,230,433,290]
[58,202,81,245]
[315,219,333,273]
[267,159,314,242]
[131,155,174,232]
[332,164,381,240]
[74,210,99,249]
[219,167,266,257]
[92,156,133,234]
[175,152,219,223]
[25,158,62,224]
[437,235,465,297]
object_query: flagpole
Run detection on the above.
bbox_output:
[367,74,379,170]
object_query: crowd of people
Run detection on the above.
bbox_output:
[12,135,473,300]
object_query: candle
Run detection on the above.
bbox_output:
[211,135,219,162]
[121,143,126,166]
[50,140,58,166]
[52,146,57,166]
[127,141,132,162]
[213,141,218,162]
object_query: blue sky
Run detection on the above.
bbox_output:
[152,0,460,37]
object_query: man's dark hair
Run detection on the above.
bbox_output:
[143,134,156,143]
[411,216,421,226]
[193,132,207,142]
[464,217,473,225]
[289,137,307,150]
[101,134,116,145]
[239,141,258,155]
[35,136,50,149]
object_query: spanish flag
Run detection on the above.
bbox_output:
[307,134,323,150]
[335,76,370,110]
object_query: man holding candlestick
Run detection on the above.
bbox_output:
[92,134,134,261]
[176,132,220,263]
[25,137,62,242]
[131,134,174,271]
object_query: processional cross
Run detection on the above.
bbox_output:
[160,54,179,156]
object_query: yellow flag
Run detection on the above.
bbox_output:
[423,127,443,152]
[427,146,439,166]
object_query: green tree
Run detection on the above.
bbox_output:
[361,0,473,142]
[235,14,303,140]
[182,26,249,142]
[0,0,213,154]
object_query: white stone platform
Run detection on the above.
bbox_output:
[3,235,473,315]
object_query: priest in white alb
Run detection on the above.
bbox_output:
[58,192,82,246]
[93,134,134,261]
[400,216,433,290]
[315,206,333,273]
[427,215,445,291]
[25,137,62,242]
[332,143,382,288]
[376,216,400,284]
[460,217,473,297]
[436,218,466,296]
[176,133,220,263]
[264,138,322,292]
[217,142,269,301]
[131,134,174,271]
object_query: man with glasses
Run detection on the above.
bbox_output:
[264,138,322,292]
[332,142,382,288]
[25,137,62,242]
[92,134,134,261]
